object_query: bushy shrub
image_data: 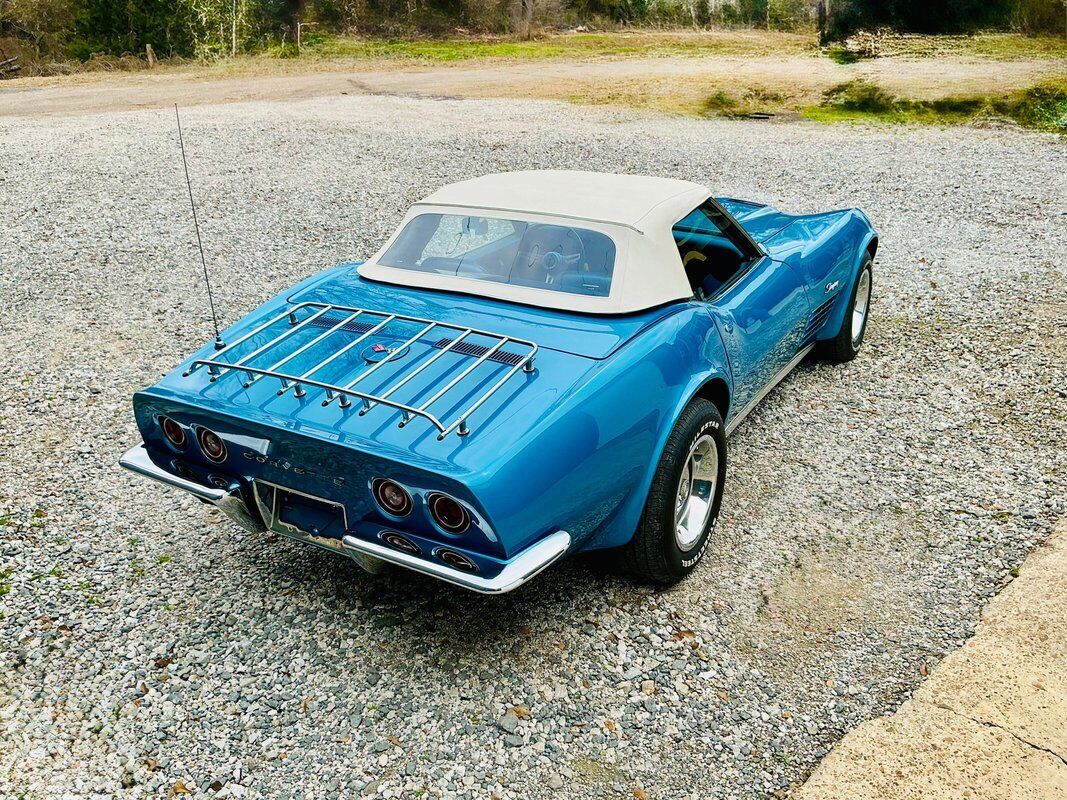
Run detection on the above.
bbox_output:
[993,81,1067,130]
[826,0,1065,38]
[822,79,896,111]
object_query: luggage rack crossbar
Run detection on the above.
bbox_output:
[184,302,537,439]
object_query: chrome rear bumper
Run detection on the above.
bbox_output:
[119,443,265,532]
[339,530,570,594]
[119,442,570,594]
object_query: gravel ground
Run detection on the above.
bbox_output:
[0,95,1064,800]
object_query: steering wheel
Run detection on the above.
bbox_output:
[541,250,583,273]
[532,228,586,284]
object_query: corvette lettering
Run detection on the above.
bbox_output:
[243,451,344,486]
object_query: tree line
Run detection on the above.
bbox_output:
[1,0,1063,65]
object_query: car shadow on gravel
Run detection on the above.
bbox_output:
[242,527,632,653]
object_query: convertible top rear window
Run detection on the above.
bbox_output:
[379,213,616,298]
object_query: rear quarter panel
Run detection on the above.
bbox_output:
[532,303,732,553]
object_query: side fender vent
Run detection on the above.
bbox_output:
[800,296,836,349]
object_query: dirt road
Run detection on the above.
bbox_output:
[1,52,1061,117]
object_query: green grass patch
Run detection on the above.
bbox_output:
[992,82,1067,130]
[932,33,1067,60]
[826,44,862,64]
[702,90,738,113]
[822,79,896,112]
[803,78,1067,132]
[312,36,574,61]
[301,30,1066,66]
[823,32,1067,61]
[306,30,815,63]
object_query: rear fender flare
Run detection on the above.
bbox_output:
[579,365,733,552]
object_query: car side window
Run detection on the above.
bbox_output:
[673,202,756,299]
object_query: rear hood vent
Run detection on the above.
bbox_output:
[431,338,528,367]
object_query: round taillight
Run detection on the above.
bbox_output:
[372,479,412,518]
[428,493,470,534]
[436,548,478,572]
[160,416,186,448]
[197,427,227,463]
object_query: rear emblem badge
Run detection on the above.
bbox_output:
[362,340,410,363]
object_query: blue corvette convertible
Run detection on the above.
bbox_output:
[121,171,876,593]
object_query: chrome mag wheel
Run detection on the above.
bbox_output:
[674,433,719,552]
[852,267,871,346]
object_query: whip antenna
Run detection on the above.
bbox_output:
[174,104,224,350]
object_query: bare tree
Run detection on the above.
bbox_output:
[510,0,536,40]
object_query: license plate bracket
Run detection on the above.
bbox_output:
[254,481,348,541]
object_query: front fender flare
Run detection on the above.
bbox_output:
[822,219,878,342]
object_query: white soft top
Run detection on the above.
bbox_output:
[358,170,711,314]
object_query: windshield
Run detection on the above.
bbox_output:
[378,213,616,298]
[673,200,761,299]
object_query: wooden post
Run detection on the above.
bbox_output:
[145,44,157,68]
[296,22,315,53]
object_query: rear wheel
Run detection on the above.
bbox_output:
[817,252,873,363]
[621,398,727,585]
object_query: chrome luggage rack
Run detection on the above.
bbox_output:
[183,302,537,440]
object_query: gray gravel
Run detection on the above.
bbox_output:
[0,95,1064,800]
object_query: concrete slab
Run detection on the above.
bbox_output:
[794,521,1067,800]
